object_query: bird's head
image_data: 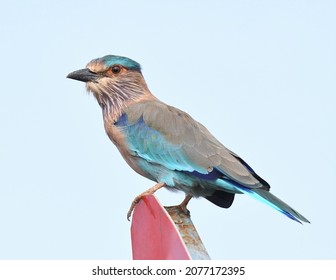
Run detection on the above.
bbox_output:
[67,55,152,115]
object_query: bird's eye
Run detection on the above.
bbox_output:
[111,65,121,74]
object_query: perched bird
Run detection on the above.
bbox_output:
[67,55,309,223]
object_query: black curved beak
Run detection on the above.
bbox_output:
[67,68,99,83]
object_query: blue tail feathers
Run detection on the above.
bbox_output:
[236,186,310,224]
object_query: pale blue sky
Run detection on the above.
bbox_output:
[0,0,335,259]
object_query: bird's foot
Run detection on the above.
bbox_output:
[127,182,166,221]
[178,194,192,216]
[164,195,193,218]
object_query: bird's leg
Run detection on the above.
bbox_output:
[127,182,166,220]
[179,194,192,215]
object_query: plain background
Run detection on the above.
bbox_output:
[0,0,335,259]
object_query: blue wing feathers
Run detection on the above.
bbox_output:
[114,112,309,223]
[184,168,223,180]
[115,113,199,172]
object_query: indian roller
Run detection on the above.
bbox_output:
[67,55,310,224]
